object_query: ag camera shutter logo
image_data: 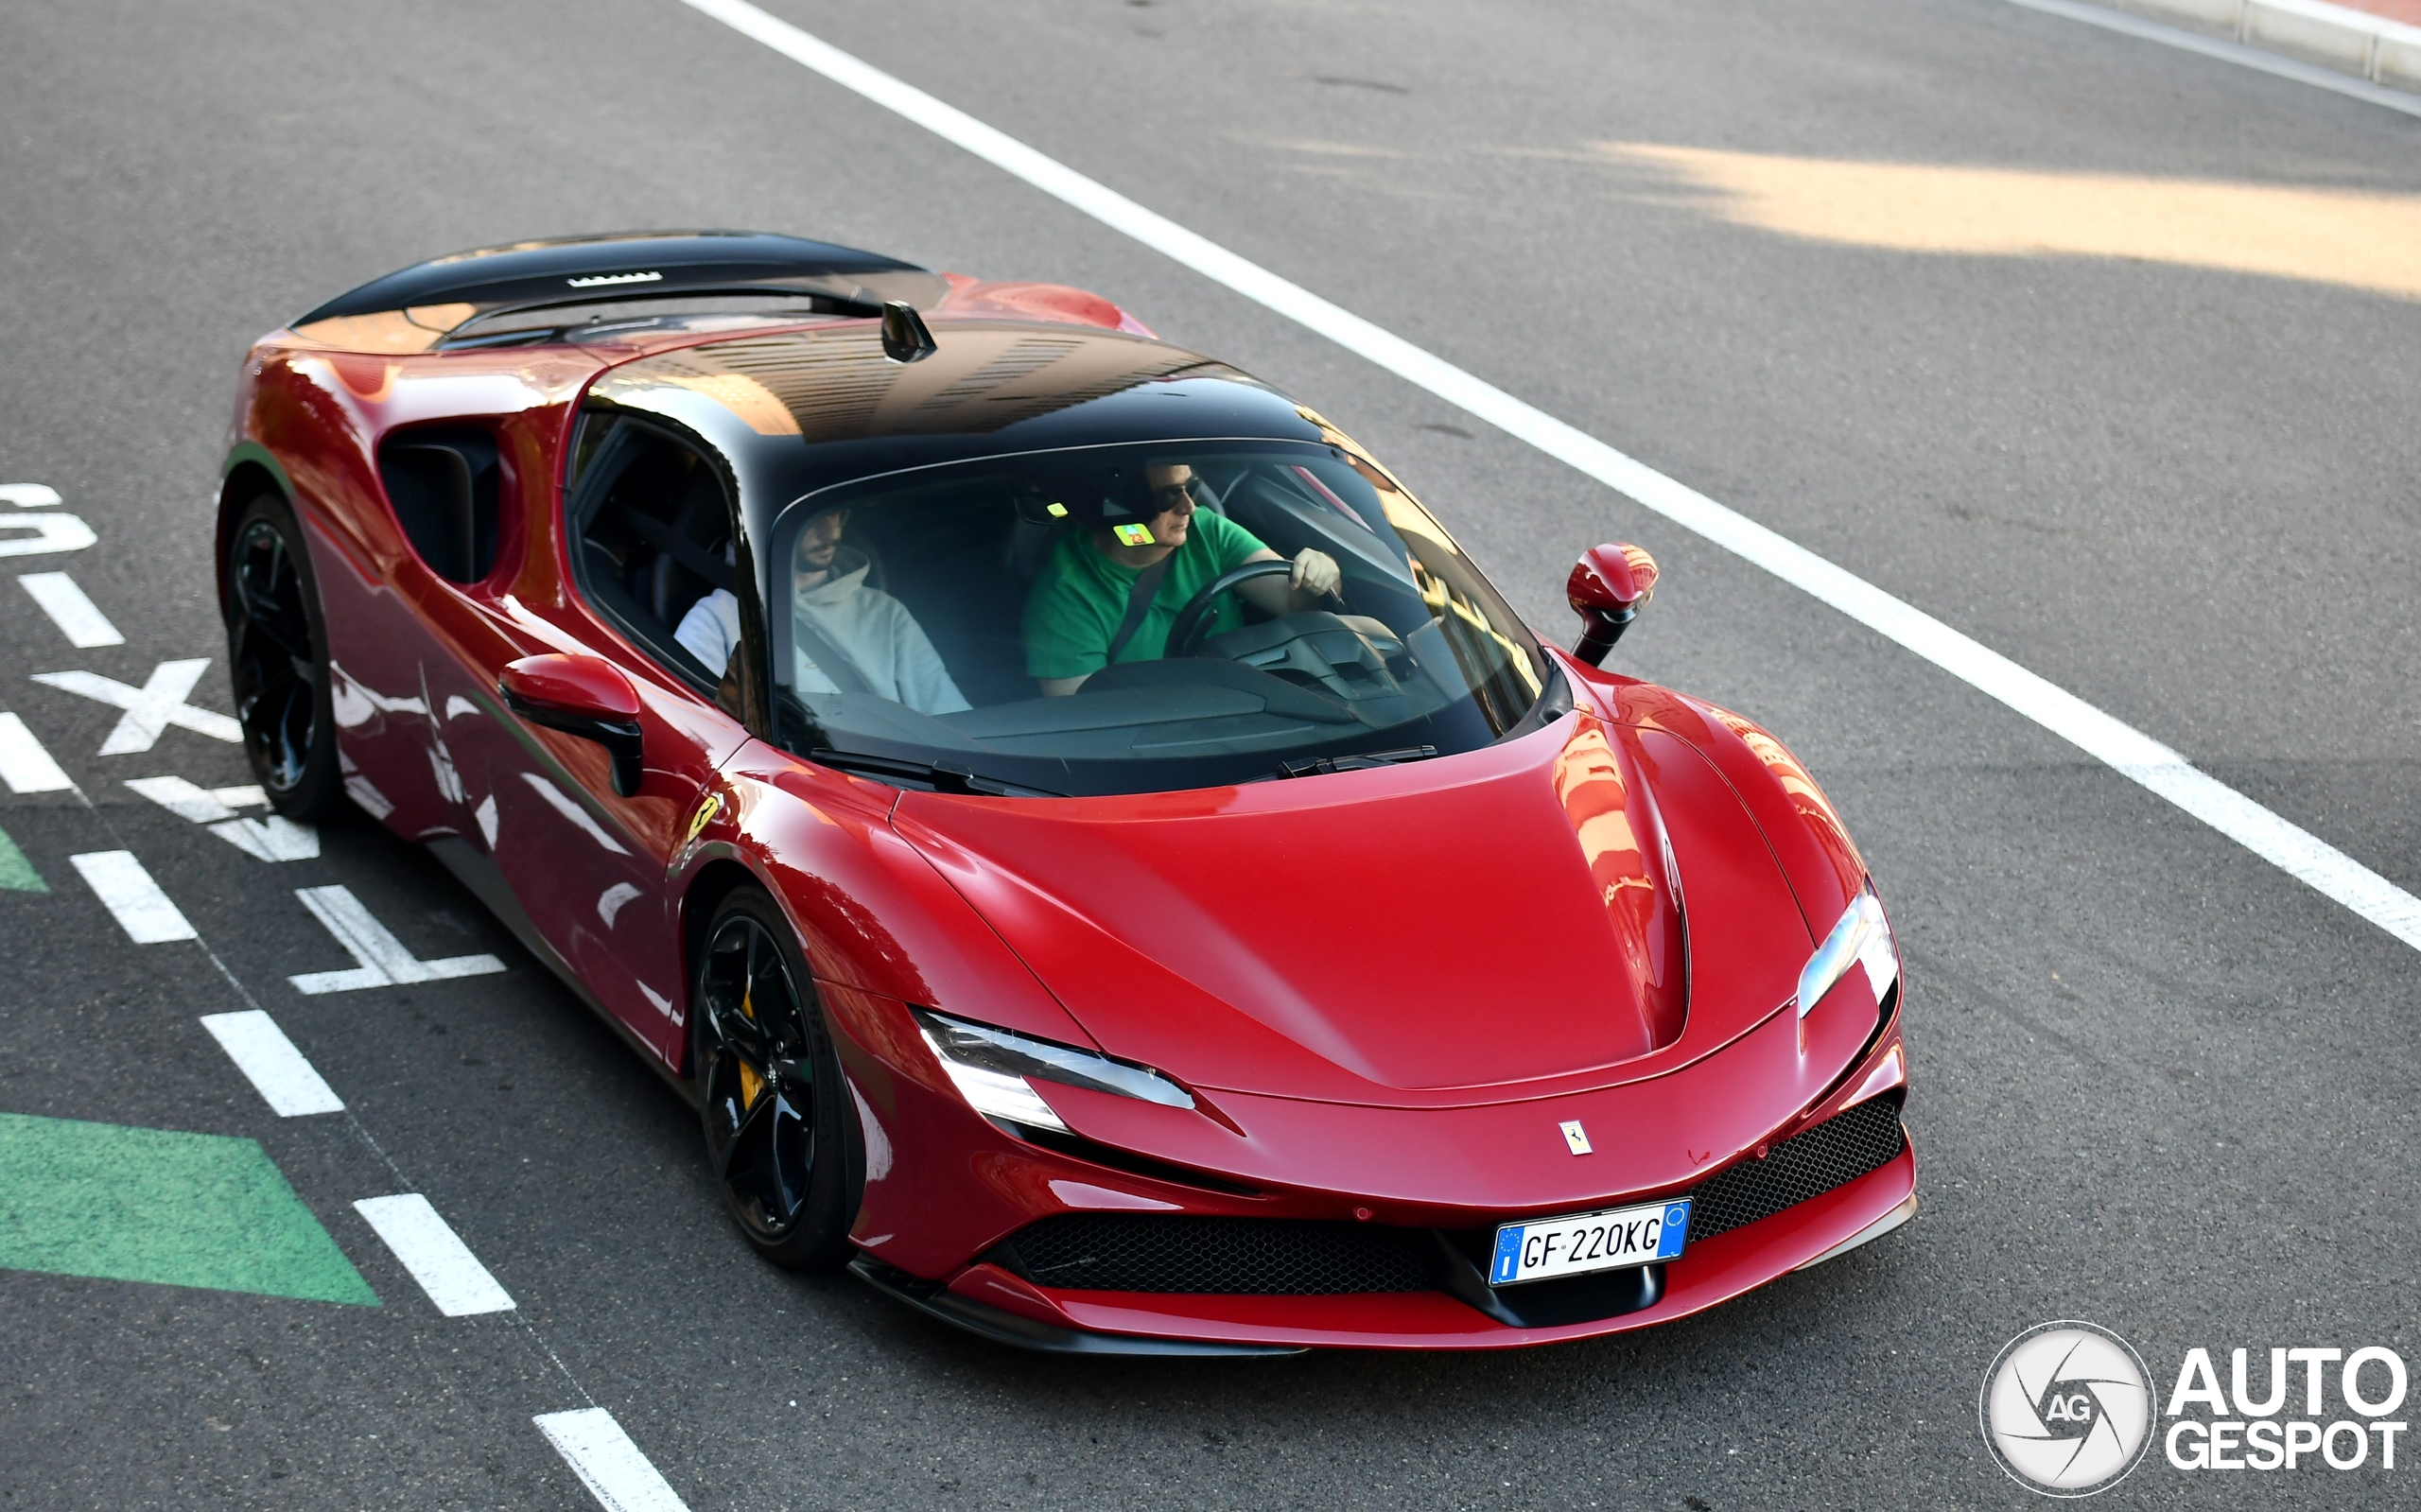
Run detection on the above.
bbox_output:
[1980,1321,2154,1496]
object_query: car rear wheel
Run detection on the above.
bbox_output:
[223,493,344,819]
[692,886,857,1269]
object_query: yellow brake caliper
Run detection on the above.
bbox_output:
[736,982,764,1110]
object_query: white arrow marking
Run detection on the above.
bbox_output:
[32,659,242,753]
[0,484,63,508]
[289,884,504,994]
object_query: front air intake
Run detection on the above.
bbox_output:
[1684,1093,1907,1243]
[991,1214,1433,1295]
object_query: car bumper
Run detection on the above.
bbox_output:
[851,1124,1915,1354]
[829,980,1913,1352]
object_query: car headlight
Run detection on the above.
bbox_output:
[913,1009,1194,1134]
[1796,883,1898,1020]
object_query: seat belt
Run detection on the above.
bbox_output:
[792,612,876,696]
[1103,556,1174,666]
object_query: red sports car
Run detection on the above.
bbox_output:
[219,231,1913,1353]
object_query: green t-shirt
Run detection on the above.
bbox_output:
[1023,511,1268,680]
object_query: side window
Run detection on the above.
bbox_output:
[377,427,505,584]
[565,414,748,705]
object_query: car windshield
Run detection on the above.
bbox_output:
[765,440,1558,796]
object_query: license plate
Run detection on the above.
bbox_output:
[1489,1198,1691,1286]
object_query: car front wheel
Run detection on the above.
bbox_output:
[691,886,858,1269]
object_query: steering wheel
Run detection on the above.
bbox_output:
[1167,559,1298,657]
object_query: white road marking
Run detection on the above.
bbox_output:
[1,484,63,508]
[676,0,2421,956]
[289,884,505,994]
[2003,0,2421,121]
[211,783,269,808]
[0,713,74,793]
[125,773,235,823]
[31,659,241,753]
[0,515,97,558]
[352,1194,516,1315]
[17,572,123,648]
[533,1408,692,1512]
[124,775,319,860]
[69,850,196,943]
[199,1009,344,1116]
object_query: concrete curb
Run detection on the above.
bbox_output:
[2102,0,2421,91]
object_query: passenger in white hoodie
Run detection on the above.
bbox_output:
[674,507,969,715]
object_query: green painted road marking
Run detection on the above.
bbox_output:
[0,824,44,892]
[0,1112,377,1305]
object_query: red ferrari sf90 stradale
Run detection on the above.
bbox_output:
[219,231,1912,1353]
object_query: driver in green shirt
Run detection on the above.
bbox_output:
[1024,460,1343,695]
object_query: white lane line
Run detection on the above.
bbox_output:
[290,884,506,994]
[199,1009,344,1116]
[17,572,123,649]
[2002,0,2421,120]
[676,0,2421,956]
[0,713,74,793]
[69,849,196,943]
[534,1409,693,1512]
[352,1194,516,1315]
[125,775,320,861]
[30,659,241,753]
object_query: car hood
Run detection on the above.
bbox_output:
[892,712,1810,1105]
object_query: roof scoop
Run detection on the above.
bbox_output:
[881,300,938,362]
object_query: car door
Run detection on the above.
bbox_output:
[392,410,751,1069]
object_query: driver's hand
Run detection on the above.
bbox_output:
[1290,547,1341,600]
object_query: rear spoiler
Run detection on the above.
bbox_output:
[292,230,942,327]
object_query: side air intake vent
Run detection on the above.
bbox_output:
[378,429,501,584]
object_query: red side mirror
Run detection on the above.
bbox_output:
[499,653,646,795]
[1566,543,1659,668]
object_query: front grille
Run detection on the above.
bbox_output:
[1685,1093,1906,1243]
[993,1214,1433,1295]
[987,1095,1904,1301]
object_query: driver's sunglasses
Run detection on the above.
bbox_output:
[1151,482,1194,506]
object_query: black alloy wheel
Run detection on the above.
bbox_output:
[693,887,858,1268]
[223,494,343,819]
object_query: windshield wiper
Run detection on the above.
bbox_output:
[1275,745,1438,779]
[810,748,1065,798]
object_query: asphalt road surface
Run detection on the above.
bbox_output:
[3,0,2417,1507]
